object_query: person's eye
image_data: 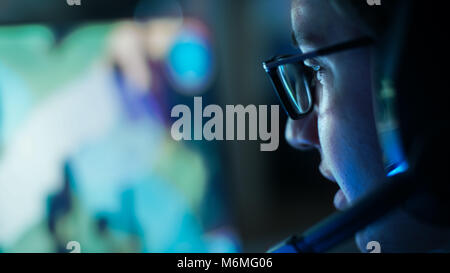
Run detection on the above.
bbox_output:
[304,63,325,84]
[311,64,321,72]
[313,65,325,83]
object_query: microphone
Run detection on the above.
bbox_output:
[268,170,416,253]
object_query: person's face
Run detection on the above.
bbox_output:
[288,0,450,252]
[288,0,385,207]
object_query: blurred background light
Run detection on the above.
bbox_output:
[166,19,214,95]
[145,18,183,61]
[133,0,183,23]
[0,0,346,253]
[0,63,32,144]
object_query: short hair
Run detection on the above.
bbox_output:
[331,0,401,39]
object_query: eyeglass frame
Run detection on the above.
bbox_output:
[262,37,374,120]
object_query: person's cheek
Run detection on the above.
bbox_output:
[335,56,386,198]
[317,94,355,200]
[316,62,371,202]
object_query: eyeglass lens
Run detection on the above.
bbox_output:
[276,63,314,115]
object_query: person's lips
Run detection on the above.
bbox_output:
[319,163,349,211]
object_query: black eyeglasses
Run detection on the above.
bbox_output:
[262,37,373,120]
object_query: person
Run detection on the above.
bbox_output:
[265,0,450,252]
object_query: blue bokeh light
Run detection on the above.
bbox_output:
[167,30,213,94]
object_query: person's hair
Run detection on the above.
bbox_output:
[331,0,400,39]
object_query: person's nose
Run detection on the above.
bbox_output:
[285,111,320,151]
